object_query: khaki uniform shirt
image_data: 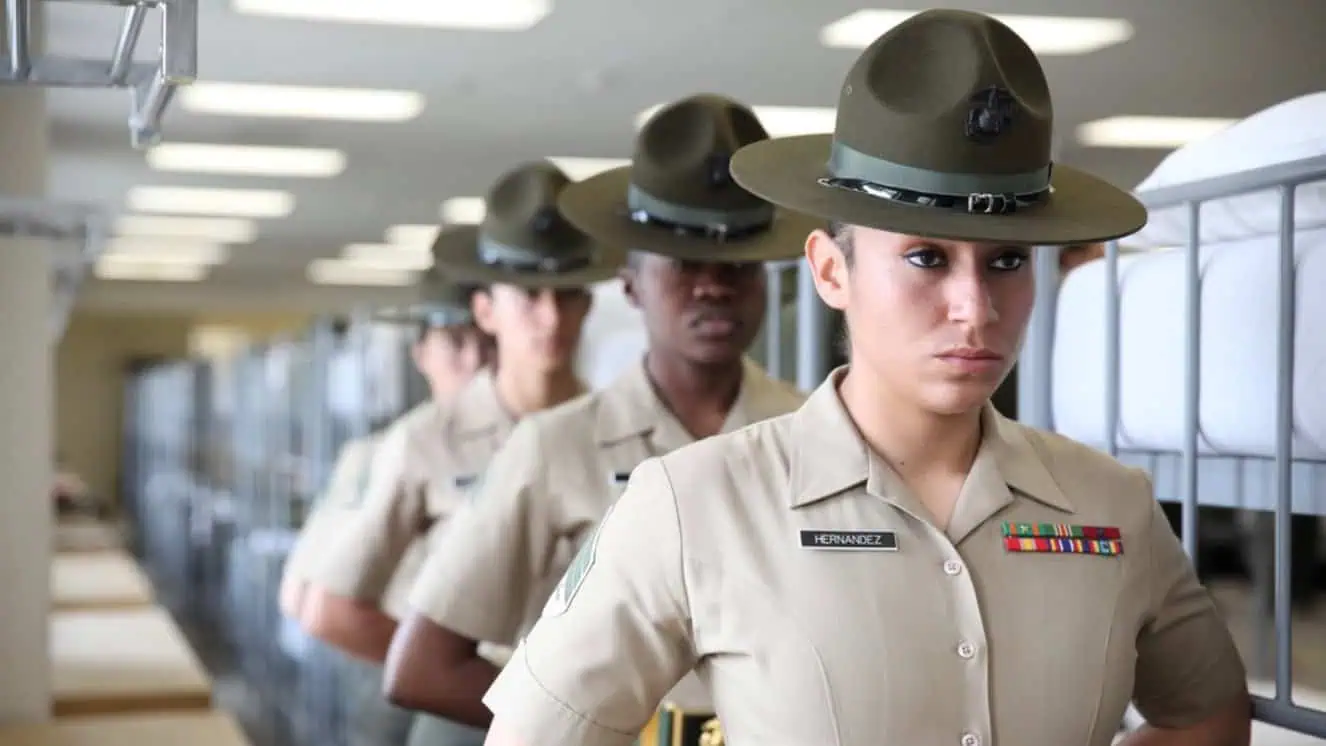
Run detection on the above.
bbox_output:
[307,370,516,617]
[408,359,804,671]
[283,433,382,588]
[484,367,1248,746]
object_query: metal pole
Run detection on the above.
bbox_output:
[1103,240,1120,456]
[109,4,149,84]
[6,0,31,78]
[1180,202,1201,564]
[1017,246,1060,429]
[1272,185,1297,703]
[764,263,784,380]
[795,261,828,391]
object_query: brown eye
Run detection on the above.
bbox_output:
[903,248,946,269]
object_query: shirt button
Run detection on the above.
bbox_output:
[943,559,964,576]
[957,641,977,659]
[961,733,981,746]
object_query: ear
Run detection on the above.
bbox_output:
[804,228,850,311]
[618,267,642,310]
[471,289,498,335]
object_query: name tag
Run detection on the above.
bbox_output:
[800,530,898,551]
[609,471,630,487]
[454,474,478,490]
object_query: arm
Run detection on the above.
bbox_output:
[384,422,558,724]
[385,613,500,727]
[1124,476,1251,746]
[483,458,696,746]
[299,428,427,662]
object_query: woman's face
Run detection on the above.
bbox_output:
[473,284,592,375]
[807,225,1036,415]
[412,324,487,400]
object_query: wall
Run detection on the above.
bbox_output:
[54,310,308,508]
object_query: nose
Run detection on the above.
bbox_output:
[532,288,564,330]
[691,262,744,301]
[945,267,998,327]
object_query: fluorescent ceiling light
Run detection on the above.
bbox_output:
[114,215,258,243]
[232,0,550,30]
[440,197,485,225]
[307,258,419,286]
[635,104,836,138]
[341,243,432,270]
[1076,116,1238,148]
[104,238,230,265]
[94,257,210,282]
[819,11,1133,55]
[385,224,440,248]
[179,82,424,122]
[127,186,295,218]
[147,143,347,178]
[547,157,631,180]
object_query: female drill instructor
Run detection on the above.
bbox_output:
[298,160,623,745]
[380,93,815,738]
[480,9,1252,746]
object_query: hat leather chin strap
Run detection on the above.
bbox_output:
[825,141,1053,216]
[476,234,594,274]
[626,183,775,241]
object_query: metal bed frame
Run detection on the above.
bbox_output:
[2,0,196,147]
[1015,153,1326,737]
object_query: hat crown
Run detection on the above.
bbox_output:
[835,9,1053,178]
[481,160,594,261]
[632,94,772,212]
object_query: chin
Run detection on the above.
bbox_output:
[920,383,995,417]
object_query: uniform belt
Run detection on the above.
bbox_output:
[637,704,723,746]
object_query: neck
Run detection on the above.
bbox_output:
[644,351,745,439]
[839,367,983,479]
[493,363,582,418]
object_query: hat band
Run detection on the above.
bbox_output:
[825,142,1052,215]
[421,305,473,327]
[477,235,593,274]
[627,184,775,241]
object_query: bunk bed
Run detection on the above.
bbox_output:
[1022,91,1326,738]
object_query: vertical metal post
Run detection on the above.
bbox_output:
[1273,185,1297,703]
[765,263,784,380]
[1180,202,1202,563]
[795,261,828,391]
[1103,240,1121,457]
[6,0,31,78]
[1017,245,1060,428]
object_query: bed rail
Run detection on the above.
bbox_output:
[1020,153,1326,737]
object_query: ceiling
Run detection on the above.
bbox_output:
[37,0,1326,313]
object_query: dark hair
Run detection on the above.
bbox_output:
[827,221,854,264]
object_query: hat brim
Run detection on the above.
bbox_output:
[431,225,625,289]
[558,166,822,263]
[730,134,1148,246]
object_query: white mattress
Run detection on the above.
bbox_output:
[1051,230,1326,460]
[1129,91,1326,249]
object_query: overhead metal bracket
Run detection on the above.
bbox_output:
[1,0,197,148]
[0,197,108,341]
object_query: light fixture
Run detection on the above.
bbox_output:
[94,257,210,282]
[819,10,1133,55]
[104,238,230,265]
[440,197,486,225]
[147,143,347,178]
[127,186,295,218]
[114,215,259,243]
[635,104,836,137]
[232,0,550,30]
[1075,116,1238,149]
[307,258,419,286]
[340,243,432,270]
[179,82,425,122]
[547,157,631,180]
[385,224,440,248]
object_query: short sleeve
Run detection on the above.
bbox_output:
[483,458,695,746]
[305,425,428,602]
[407,420,559,645]
[1133,471,1248,727]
